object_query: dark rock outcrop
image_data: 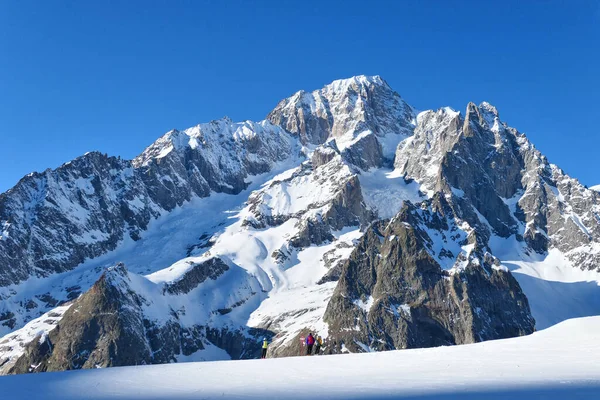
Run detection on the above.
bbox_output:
[8,262,270,374]
[165,258,230,295]
[9,263,151,373]
[323,203,535,353]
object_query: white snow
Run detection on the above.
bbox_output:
[251,158,353,219]
[489,235,600,330]
[358,168,425,219]
[590,184,600,192]
[227,223,363,344]
[334,129,372,152]
[0,220,10,240]
[1,316,599,399]
[328,75,385,92]
[398,303,411,316]
[353,295,375,313]
[156,144,173,158]
[128,257,264,329]
[376,129,411,161]
[175,342,231,363]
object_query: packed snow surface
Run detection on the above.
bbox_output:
[1,316,599,399]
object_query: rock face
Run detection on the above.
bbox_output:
[245,155,373,250]
[1,75,599,375]
[395,102,600,270]
[165,258,230,295]
[323,201,535,353]
[10,264,151,372]
[8,260,267,373]
[268,75,415,163]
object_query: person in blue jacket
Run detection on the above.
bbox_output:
[305,333,315,355]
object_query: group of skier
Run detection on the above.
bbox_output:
[260,332,324,359]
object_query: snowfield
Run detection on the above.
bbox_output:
[1,316,599,399]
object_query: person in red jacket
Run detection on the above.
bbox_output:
[305,333,315,355]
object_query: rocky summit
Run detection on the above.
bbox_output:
[1,75,599,374]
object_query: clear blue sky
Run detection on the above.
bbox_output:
[1,0,599,193]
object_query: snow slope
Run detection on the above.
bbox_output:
[489,235,600,330]
[591,185,600,192]
[1,316,599,399]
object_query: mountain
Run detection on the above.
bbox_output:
[0,119,296,287]
[1,75,600,374]
[395,103,600,267]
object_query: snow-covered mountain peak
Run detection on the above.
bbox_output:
[479,101,499,117]
[101,262,130,287]
[267,75,415,163]
[396,98,600,269]
[461,101,503,133]
[591,185,600,192]
[477,101,501,131]
[415,107,461,126]
[133,117,295,172]
[324,74,387,92]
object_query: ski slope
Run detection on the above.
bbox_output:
[1,316,599,400]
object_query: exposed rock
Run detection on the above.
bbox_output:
[0,312,15,330]
[340,131,384,170]
[8,262,272,374]
[268,75,415,160]
[323,205,535,353]
[311,141,339,168]
[9,263,151,373]
[165,258,230,295]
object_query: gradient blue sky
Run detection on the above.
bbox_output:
[1,0,599,193]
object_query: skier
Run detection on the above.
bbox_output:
[305,333,315,355]
[315,335,323,355]
[261,338,269,359]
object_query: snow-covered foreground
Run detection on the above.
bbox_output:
[1,317,599,400]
